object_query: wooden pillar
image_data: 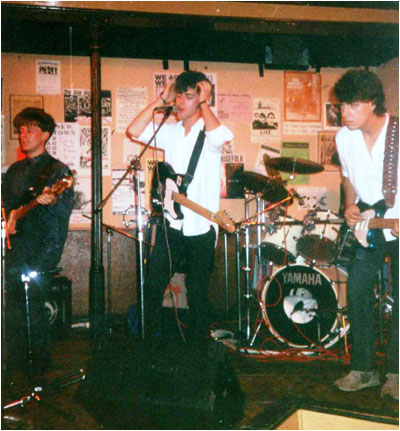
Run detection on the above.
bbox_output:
[89,21,105,343]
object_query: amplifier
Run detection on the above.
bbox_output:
[45,275,72,339]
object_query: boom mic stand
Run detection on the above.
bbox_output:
[97,108,173,339]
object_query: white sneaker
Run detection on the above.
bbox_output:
[334,370,380,392]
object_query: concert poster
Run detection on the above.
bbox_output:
[284,71,321,122]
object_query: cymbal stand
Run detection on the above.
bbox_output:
[223,232,230,318]
[243,191,252,341]
[234,228,242,334]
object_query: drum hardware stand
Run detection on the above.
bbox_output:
[239,193,295,342]
[97,109,173,340]
[223,232,230,318]
[234,228,242,334]
[2,269,85,421]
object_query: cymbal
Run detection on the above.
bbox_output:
[265,157,324,174]
[235,171,291,204]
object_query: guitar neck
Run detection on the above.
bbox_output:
[368,218,397,230]
[172,192,215,222]
[16,199,40,222]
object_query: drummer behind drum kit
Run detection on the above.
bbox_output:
[234,157,350,350]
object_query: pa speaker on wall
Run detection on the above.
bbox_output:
[77,337,246,429]
[265,36,310,70]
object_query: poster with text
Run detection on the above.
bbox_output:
[221,154,244,199]
[78,126,111,176]
[280,141,310,185]
[46,122,80,173]
[218,93,252,123]
[251,98,280,143]
[284,72,321,122]
[64,89,112,124]
[36,59,61,95]
[297,186,327,211]
[116,87,148,133]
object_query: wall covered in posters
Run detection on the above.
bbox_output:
[1,53,398,314]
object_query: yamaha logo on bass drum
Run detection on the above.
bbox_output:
[282,270,323,286]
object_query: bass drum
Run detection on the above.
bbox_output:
[261,264,349,349]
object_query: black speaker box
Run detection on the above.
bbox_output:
[77,337,246,429]
[46,275,72,339]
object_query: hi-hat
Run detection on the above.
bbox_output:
[235,171,290,203]
[265,157,324,174]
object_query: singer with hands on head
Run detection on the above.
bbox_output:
[332,70,399,401]
[2,107,74,377]
[126,71,233,344]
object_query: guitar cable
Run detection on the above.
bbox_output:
[151,114,186,342]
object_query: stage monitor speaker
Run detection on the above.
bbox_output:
[77,337,246,429]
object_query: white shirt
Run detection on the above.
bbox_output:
[138,118,233,236]
[336,113,399,241]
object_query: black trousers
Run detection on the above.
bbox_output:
[347,239,399,373]
[143,221,216,340]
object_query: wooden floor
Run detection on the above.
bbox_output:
[2,315,399,430]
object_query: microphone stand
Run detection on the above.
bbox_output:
[1,207,10,374]
[2,269,84,421]
[97,109,172,340]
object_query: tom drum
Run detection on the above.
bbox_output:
[297,211,342,265]
[261,217,302,266]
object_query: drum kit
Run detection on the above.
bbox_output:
[231,157,350,350]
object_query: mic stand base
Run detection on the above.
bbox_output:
[2,369,85,423]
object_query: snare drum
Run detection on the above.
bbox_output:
[261,216,302,266]
[261,264,349,348]
[297,211,342,265]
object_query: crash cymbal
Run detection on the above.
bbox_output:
[235,171,291,204]
[265,157,324,174]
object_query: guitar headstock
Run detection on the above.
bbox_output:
[51,175,74,196]
[216,210,236,233]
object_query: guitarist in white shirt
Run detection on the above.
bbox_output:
[127,71,233,343]
[333,70,399,401]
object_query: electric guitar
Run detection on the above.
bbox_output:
[7,175,74,235]
[151,162,235,233]
[352,199,398,248]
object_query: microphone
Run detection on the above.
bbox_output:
[153,105,177,114]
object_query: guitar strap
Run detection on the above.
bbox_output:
[382,116,399,208]
[180,127,206,193]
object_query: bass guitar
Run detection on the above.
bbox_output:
[7,175,74,235]
[151,162,235,233]
[352,199,398,248]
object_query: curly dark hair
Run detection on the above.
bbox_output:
[175,70,210,93]
[13,107,56,139]
[333,69,386,115]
